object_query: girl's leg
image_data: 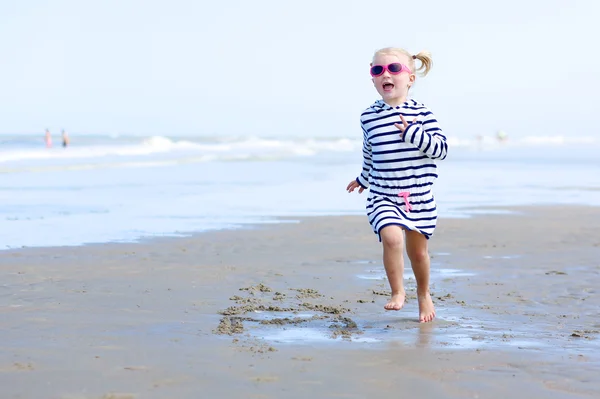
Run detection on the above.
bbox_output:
[379,225,405,310]
[405,230,436,323]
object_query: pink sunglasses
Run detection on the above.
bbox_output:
[370,63,412,77]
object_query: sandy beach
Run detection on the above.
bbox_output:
[1,205,599,399]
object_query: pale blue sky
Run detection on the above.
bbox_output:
[0,0,597,138]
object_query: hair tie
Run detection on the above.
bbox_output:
[412,55,417,59]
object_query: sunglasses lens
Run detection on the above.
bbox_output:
[388,63,403,73]
[370,65,384,76]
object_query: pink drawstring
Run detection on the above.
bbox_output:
[398,191,412,213]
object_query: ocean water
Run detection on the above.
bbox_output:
[1,132,599,249]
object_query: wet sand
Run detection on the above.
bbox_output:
[1,206,599,398]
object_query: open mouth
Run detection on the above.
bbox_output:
[382,83,394,91]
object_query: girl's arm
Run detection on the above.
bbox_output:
[356,124,372,189]
[403,110,448,160]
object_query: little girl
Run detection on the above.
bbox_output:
[346,47,448,323]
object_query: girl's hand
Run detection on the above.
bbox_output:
[394,115,417,139]
[346,179,364,194]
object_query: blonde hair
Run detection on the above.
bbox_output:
[373,47,433,77]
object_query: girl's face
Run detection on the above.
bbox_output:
[371,53,415,105]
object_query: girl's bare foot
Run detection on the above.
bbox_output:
[384,291,405,310]
[417,292,436,323]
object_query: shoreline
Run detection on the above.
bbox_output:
[3,203,598,253]
[2,205,600,398]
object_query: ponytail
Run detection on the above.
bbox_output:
[412,51,433,76]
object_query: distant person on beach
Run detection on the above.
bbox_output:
[346,47,448,323]
[44,128,52,148]
[61,129,70,147]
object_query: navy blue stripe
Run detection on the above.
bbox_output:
[371,139,412,147]
[366,121,400,134]
[363,113,400,125]
[371,169,437,180]
[410,128,418,143]
[366,197,394,209]
[367,197,434,209]
[414,224,436,230]
[371,215,403,226]
[370,129,403,140]
[406,206,436,213]
[370,181,433,190]
[372,158,430,172]
[374,154,428,164]
[376,222,413,234]
[361,110,378,117]
[395,207,436,222]
[363,110,426,125]
[366,118,424,133]
[423,134,432,153]
[371,163,436,173]
[372,147,420,155]
[368,204,436,214]
[418,130,425,147]
[367,195,433,204]
[399,214,437,222]
[368,188,432,198]
[371,155,430,165]
[368,208,398,222]
[369,173,438,182]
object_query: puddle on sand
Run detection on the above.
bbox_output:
[243,312,505,350]
[355,272,387,281]
[239,306,597,355]
[262,328,334,343]
[355,270,418,281]
[112,316,571,354]
[243,311,381,344]
[241,309,499,350]
[356,267,476,281]
[251,311,315,321]
[437,268,476,277]
[250,315,600,355]
[436,334,488,350]
[216,308,600,359]
[483,255,522,260]
[440,314,583,354]
[260,328,380,344]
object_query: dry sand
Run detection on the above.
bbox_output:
[1,205,599,398]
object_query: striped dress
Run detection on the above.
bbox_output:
[356,98,448,240]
